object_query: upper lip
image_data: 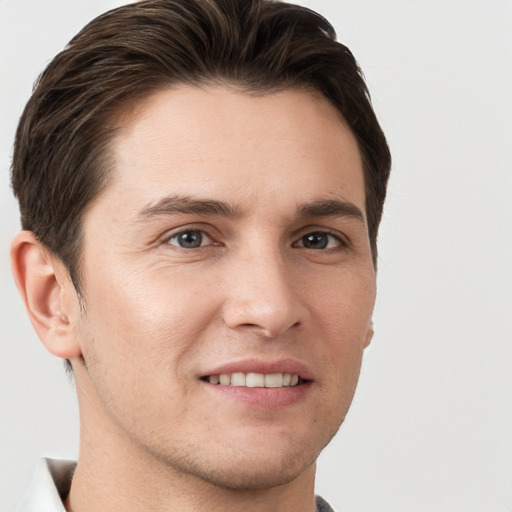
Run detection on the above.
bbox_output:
[200,358,314,381]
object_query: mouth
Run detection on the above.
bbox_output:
[199,359,313,408]
[201,372,306,388]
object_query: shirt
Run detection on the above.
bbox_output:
[17,459,335,512]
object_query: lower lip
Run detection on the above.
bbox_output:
[202,381,312,409]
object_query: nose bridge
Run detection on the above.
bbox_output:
[222,237,305,337]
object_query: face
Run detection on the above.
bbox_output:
[73,86,376,490]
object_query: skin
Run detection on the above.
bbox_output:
[11,86,376,512]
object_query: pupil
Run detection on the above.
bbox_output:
[304,233,328,249]
[179,231,202,248]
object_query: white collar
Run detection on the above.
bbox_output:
[17,458,76,512]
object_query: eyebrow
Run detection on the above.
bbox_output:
[298,199,365,223]
[136,195,364,223]
[137,195,243,220]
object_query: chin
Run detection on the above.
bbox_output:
[177,449,317,491]
[155,427,335,491]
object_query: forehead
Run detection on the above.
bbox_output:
[97,86,365,219]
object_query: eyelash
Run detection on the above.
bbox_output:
[165,227,348,251]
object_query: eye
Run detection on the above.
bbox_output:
[296,231,344,250]
[167,229,212,249]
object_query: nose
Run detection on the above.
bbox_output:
[222,245,308,338]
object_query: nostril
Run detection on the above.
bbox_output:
[222,294,307,338]
[233,320,302,338]
[242,323,276,338]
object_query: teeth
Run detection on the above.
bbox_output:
[219,374,231,385]
[206,372,302,388]
[246,372,264,387]
[265,373,283,388]
[231,372,246,386]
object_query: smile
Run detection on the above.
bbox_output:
[200,361,313,408]
[203,372,304,388]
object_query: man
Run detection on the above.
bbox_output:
[10,0,390,510]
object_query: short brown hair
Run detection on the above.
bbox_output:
[11,0,391,291]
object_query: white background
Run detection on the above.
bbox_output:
[1,1,511,511]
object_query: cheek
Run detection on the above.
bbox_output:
[86,260,209,331]
[311,268,375,392]
[78,263,221,387]
[312,267,376,336]
[76,273,211,431]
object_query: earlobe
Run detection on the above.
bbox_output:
[10,231,82,359]
[363,320,374,348]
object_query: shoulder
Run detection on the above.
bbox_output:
[316,495,337,512]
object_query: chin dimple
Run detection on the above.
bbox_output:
[204,372,302,388]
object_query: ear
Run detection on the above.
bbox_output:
[363,320,374,349]
[10,231,82,359]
